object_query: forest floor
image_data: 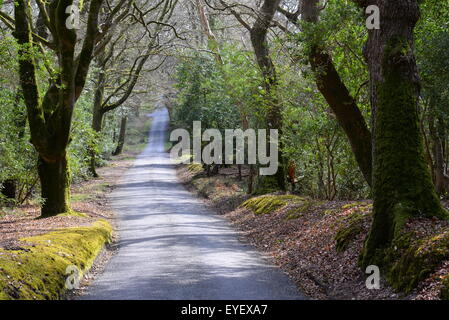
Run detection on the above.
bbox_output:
[0,155,130,248]
[177,164,449,300]
[0,154,134,299]
[0,152,137,297]
[0,111,151,250]
[0,112,152,299]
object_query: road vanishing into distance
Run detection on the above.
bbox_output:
[83,108,305,300]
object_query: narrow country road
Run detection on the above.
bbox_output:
[83,108,305,300]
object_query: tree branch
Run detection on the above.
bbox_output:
[74,0,104,99]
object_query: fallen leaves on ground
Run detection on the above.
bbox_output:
[179,165,449,300]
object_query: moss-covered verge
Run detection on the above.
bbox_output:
[331,200,449,298]
[240,194,306,215]
[384,230,449,295]
[335,205,372,253]
[0,220,112,300]
[440,275,449,299]
[237,194,449,298]
[178,163,449,299]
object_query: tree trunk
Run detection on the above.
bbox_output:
[248,164,256,194]
[249,0,286,192]
[195,0,223,64]
[308,48,372,186]
[38,153,71,217]
[14,0,104,217]
[113,116,127,156]
[431,116,449,194]
[89,67,106,177]
[1,180,16,199]
[358,0,447,267]
[89,107,104,177]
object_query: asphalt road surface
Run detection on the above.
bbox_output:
[82,108,305,300]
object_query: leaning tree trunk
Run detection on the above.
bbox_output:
[38,152,71,217]
[113,116,127,156]
[358,0,447,267]
[300,0,373,186]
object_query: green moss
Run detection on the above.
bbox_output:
[387,231,449,293]
[284,199,317,220]
[71,193,91,202]
[240,194,304,215]
[360,35,448,267]
[341,202,371,210]
[187,163,204,175]
[56,211,88,218]
[440,276,449,299]
[335,211,367,252]
[323,209,337,215]
[0,220,112,300]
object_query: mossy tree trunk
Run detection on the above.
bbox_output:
[89,104,104,177]
[195,0,223,64]
[355,0,448,266]
[38,153,71,217]
[14,0,105,217]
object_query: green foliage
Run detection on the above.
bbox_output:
[279,0,371,200]
[281,84,369,200]
[0,34,119,205]
[173,33,371,200]
[68,90,102,180]
[173,51,243,132]
[0,35,38,203]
